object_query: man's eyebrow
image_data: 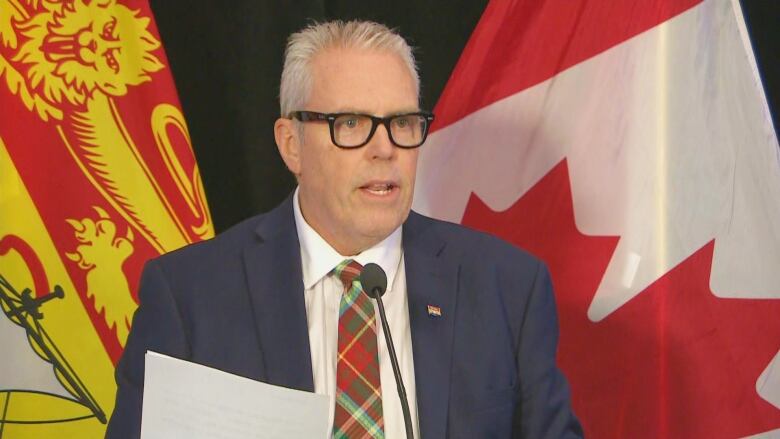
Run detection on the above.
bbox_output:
[331,107,421,115]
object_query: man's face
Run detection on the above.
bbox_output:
[283,47,420,255]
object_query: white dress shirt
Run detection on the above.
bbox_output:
[293,188,420,438]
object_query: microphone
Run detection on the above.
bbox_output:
[360,263,414,439]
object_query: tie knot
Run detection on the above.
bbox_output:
[334,259,363,290]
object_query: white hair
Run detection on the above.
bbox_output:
[279,20,419,117]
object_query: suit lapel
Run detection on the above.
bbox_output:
[404,212,459,439]
[243,196,314,392]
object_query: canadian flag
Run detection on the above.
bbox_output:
[414,0,780,437]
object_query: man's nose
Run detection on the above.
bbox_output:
[366,124,396,159]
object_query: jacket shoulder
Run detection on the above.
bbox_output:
[150,212,267,273]
[407,210,542,269]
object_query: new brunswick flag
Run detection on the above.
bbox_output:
[0,1,213,437]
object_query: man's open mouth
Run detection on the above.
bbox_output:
[360,182,397,195]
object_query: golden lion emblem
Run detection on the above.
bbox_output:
[66,206,136,345]
[2,0,163,119]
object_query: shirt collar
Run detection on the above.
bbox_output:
[293,187,403,291]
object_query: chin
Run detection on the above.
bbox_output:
[355,213,405,240]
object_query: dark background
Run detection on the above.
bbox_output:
[150,1,779,233]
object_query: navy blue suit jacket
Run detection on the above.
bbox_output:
[106,196,582,438]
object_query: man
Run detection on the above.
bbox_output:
[107,20,582,438]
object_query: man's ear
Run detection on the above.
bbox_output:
[274,117,302,175]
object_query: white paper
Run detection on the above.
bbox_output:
[140,351,329,439]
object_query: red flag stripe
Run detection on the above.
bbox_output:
[432,0,702,132]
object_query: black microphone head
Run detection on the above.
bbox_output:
[360,263,387,299]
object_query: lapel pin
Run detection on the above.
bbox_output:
[427,304,442,317]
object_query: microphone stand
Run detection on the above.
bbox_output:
[371,286,414,439]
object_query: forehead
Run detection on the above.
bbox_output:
[307,47,419,114]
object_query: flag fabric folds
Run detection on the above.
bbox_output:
[415,0,780,437]
[0,1,213,437]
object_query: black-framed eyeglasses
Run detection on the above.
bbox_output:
[289,111,435,149]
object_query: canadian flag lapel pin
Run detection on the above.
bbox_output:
[427,304,442,317]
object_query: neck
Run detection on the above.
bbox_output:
[297,195,380,257]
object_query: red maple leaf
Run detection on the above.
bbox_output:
[462,160,780,438]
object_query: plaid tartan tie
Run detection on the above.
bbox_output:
[332,259,384,438]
